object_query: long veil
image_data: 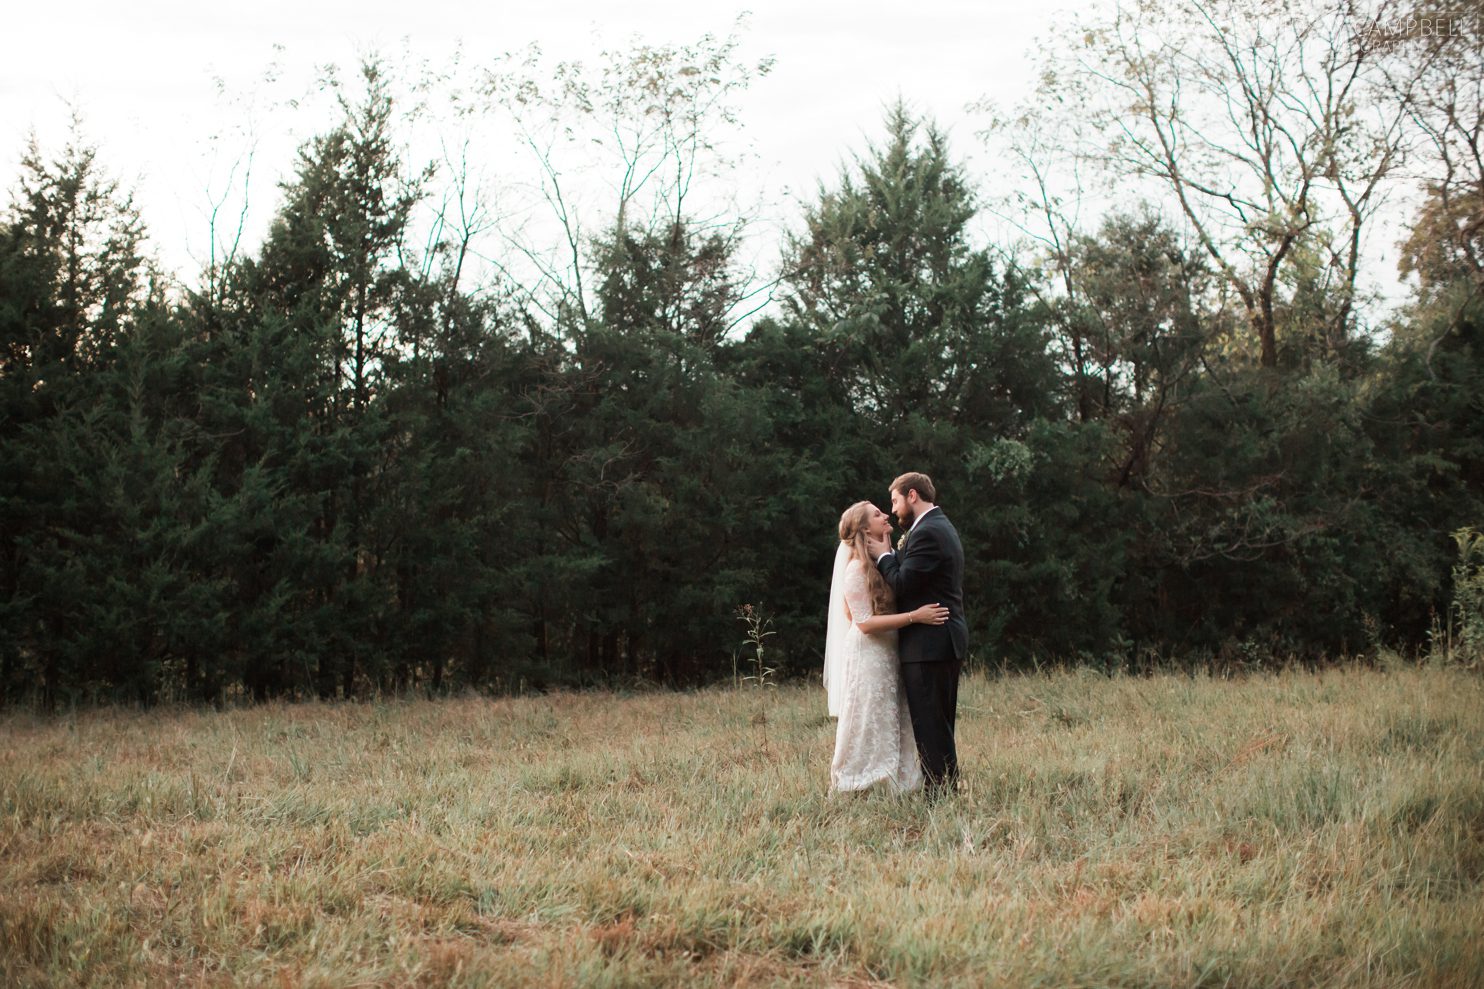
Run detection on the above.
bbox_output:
[822,541,851,717]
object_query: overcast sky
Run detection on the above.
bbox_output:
[2,0,1080,287]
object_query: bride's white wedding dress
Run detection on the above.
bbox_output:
[826,551,923,793]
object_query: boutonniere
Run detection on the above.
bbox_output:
[896,531,908,551]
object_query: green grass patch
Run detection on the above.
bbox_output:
[1,665,1480,986]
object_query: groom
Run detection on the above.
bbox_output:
[867,472,966,798]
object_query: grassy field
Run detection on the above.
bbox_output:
[1,664,1481,987]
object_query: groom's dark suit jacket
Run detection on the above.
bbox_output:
[877,509,967,664]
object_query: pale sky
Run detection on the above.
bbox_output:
[2,0,1070,291]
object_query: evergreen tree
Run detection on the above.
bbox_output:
[784,105,1055,433]
[517,221,776,684]
[778,106,1115,666]
[376,270,535,693]
[199,59,430,698]
[0,132,162,704]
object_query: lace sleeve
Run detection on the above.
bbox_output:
[842,560,874,623]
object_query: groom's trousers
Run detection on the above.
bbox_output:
[902,659,961,793]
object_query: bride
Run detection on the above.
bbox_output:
[824,501,948,793]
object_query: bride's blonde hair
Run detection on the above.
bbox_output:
[839,501,895,617]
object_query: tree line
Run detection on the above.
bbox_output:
[2,1,1481,705]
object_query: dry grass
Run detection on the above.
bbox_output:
[2,663,1481,987]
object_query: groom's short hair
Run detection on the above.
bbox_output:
[892,472,937,504]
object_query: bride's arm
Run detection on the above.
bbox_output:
[848,602,950,635]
